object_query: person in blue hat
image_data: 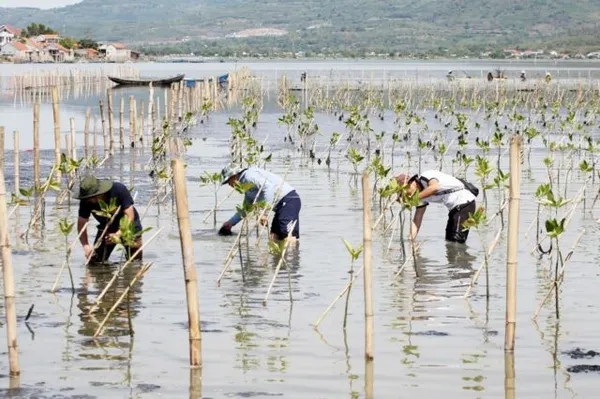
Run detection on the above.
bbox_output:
[218,164,301,243]
[74,176,144,263]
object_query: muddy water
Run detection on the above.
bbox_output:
[1,62,600,398]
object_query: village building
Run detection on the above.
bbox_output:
[98,43,140,62]
[0,41,30,61]
[0,25,21,48]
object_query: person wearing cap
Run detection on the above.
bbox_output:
[396,170,476,244]
[218,164,301,243]
[75,176,144,263]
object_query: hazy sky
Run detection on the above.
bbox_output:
[0,0,81,9]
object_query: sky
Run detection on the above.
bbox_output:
[0,0,81,9]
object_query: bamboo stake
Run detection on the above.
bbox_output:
[0,127,4,174]
[107,89,115,154]
[84,107,91,159]
[0,157,20,376]
[52,87,61,178]
[172,157,202,367]
[93,262,152,338]
[99,99,108,157]
[362,173,374,361]
[13,131,19,197]
[88,226,162,314]
[33,102,40,188]
[263,220,297,306]
[93,115,98,158]
[129,96,135,148]
[70,118,76,160]
[119,96,125,149]
[505,135,522,352]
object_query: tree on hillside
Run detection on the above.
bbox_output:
[21,23,57,38]
[59,37,77,49]
[78,39,99,50]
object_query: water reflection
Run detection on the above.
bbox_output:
[77,262,145,339]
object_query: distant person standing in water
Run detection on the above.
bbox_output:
[395,170,478,244]
[218,164,301,244]
[75,176,144,263]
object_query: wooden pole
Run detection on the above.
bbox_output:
[119,96,125,149]
[129,96,135,148]
[70,117,76,160]
[84,107,91,159]
[13,131,19,196]
[362,173,374,361]
[504,352,515,399]
[0,152,20,376]
[93,114,98,158]
[0,127,4,174]
[171,157,202,367]
[99,99,108,157]
[33,101,40,188]
[505,135,522,352]
[107,89,115,155]
[52,87,61,177]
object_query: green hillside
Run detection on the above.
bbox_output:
[2,0,600,56]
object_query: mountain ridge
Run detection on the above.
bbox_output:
[2,0,600,55]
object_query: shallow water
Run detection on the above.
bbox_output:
[0,61,600,398]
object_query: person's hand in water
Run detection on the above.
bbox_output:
[218,223,233,236]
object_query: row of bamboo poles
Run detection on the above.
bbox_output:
[2,66,140,90]
[0,69,258,380]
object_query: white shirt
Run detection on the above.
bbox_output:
[414,170,476,211]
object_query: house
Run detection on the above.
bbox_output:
[74,48,99,60]
[0,41,30,61]
[46,43,73,62]
[0,25,21,48]
[35,34,60,45]
[98,43,140,62]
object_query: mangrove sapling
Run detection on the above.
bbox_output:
[24,167,60,241]
[488,168,510,229]
[475,156,493,210]
[58,218,76,293]
[199,171,222,228]
[533,229,585,320]
[461,207,496,299]
[51,219,90,293]
[491,127,505,171]
[398,186,423,278]
[347,147,365,185]
[57,153,83,206]
[544,217,567,319]
[341,240,363,329]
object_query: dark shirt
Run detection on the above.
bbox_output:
[78,182,143,233]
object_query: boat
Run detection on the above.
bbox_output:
[108,74,185,86]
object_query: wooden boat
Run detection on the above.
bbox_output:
[108,74,185,86]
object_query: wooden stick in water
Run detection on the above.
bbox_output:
[0,154,20,376]
[119,96,125,149]
[505,135,522,352]
[107,89,115,155]
[88,227,163,314]
[50,221,90,293]
[263,220,297,306]
[33,102,40,188]
[314,265,364,328]
[463,227,503,298]
[52,87,61,178]
[13,131,19,197]
[172,157,202,367]
[0,127,4,173]
[93,262,152,338]
[84,107,91,159]
[362,173,374,361]
[99,99,108,157]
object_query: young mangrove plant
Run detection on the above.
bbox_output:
[342,240,363,329]
[58,217,76,293]
[199,171,223,228]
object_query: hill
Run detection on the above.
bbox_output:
[2,0,600,56]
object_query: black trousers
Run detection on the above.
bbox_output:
[270,191,301,240]
[445,201,476,243]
